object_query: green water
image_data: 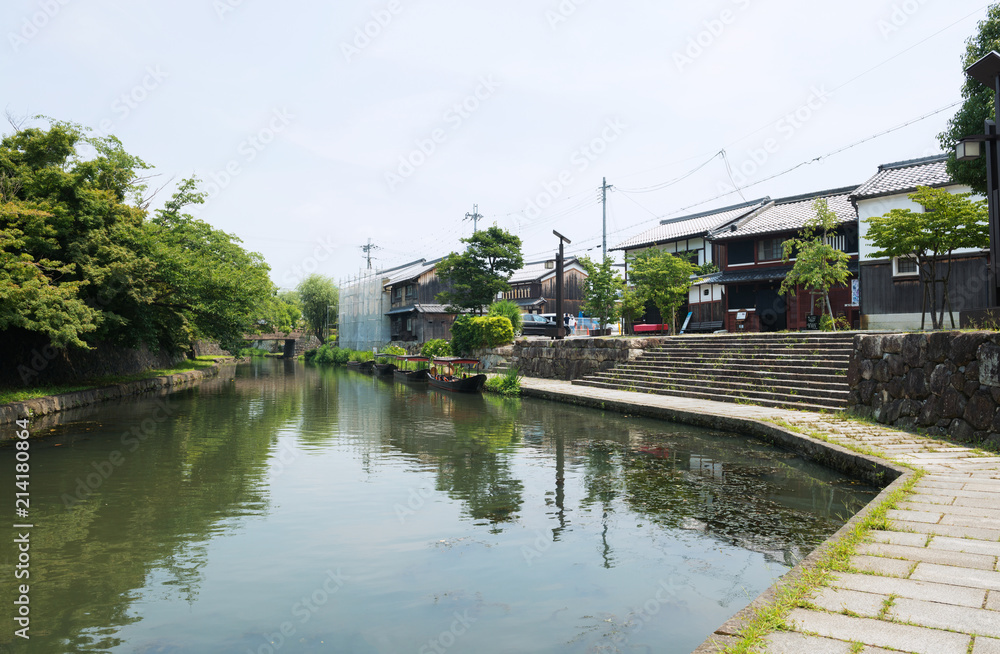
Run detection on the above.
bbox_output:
[1,359,877,653]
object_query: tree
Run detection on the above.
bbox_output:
[619,287,647,333]
[626,249,696,334]
[579,255,624,334]
[938,4,1000,194]
[865,186,988,329]
[297,274,339,342]
[436,226,523,313]
[778,199,852,329]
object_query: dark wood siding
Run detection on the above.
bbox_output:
[540,269,586,316]
[860,255,989,316]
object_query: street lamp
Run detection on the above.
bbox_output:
[553,230,571,340]
[956,50,1000,307]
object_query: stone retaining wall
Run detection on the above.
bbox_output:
[0,364,224,430]
[473,337,668,380]
[847,331,1000,447]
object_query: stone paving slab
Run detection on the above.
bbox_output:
[763,631,898,653]
[784,609,970,654]
[891,519,1000,540]
[910,562,1000,590]
[869,530,927,547]
[850,554,914,577]
[900,501,1000,519]
[811,587,887,617]
[857,542,997,570]
[886,508,942,524]
[889,597,1000,638]
[975,636,1000,654]
[928,535,1000,557]
[988,591,1000,610]
[829,571,986,607]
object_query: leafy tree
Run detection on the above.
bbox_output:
[779,199,852,330]
[436,226,524,313]
[626,249,696,334]
[296,274,339,343]
[619,287,647,333]
[938,4,1000,194]
[865,186,988,329]
[579,256,624,334]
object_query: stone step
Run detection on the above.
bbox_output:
[582,373,848,401]
[650,345,853,356]
[599,366,847,386]
[571,379,843,412]
[633,356,849,370]
[622,360,847,376]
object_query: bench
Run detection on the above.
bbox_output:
[633,323,669,334]
[684,320,724,333]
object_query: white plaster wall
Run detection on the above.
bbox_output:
[862,312,961,331]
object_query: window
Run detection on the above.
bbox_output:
[757,238,784,262]
[893,257,919,277]
[728,240,754,265]
[703,288,710,297]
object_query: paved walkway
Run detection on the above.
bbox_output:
[519,378,1000,654]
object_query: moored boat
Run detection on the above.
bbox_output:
[372,362,397,376]
[428,357,486,393]
[393,355,431,383]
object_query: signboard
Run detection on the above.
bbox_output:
[680,312,693,334]
[735,311,747,321]
[805,314,820,330]
[851,279,860,305]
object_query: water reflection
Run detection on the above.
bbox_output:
[0,360,876,654]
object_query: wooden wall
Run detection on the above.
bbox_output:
[860,255,989,316]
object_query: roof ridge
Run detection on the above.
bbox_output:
[773,185,859,205]
[658,196,769,225]
[876,153,948,171]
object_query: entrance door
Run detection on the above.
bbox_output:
[755,287,787,331]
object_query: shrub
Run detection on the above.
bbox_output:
[819,314,851,332]
[488,300,523,336]
[484,367,522,396]
[483,316,514,347]
[349,349,373,362]
[378,344,406,363]
[450,315,481,356]
[421,339,452,358]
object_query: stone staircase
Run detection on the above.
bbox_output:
[571,332,855,412]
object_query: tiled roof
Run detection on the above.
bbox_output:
[710,187,858,241]
[386,303,452,315]
[716,260,858,285]
[381,258,441,287]
[851,154,951,200]
[508,258,581,284]
[611,198,769,251]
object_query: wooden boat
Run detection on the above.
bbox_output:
[428,357,487,393]
[393,355,431,383]
[347,360,375,373]
[372,362,397,376]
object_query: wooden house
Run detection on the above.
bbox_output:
[852,154,989,330]
[612,198,769,330]
[381,258,458,343]
[708,187,860,332]
[501,258,588,317]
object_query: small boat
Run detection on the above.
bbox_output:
[372,362,397,376]
[347,360,375,373]
[393,355,431,383]
[428,357,487,393]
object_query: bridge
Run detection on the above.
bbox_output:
[242,331,317,358]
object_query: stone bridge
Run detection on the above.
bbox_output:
[242,331,320,357]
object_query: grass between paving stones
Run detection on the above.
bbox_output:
[0,359,218,405]
[721,469,924,654]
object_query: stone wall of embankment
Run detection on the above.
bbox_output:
[472,336,668,380]
[847,331,1000,448]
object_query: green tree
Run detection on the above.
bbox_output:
[779,199,852,330]
[297,274,339,342]
[579,255,624,334]
[938,4,1000,194]
[436,226,524,313]
[619,287,647,333]
[865,186,988,329]
[488,299,523,336]
[626,249,696,334]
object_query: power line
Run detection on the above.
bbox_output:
[360,238,380,269]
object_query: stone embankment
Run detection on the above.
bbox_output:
[848,331,1000,449]
[0,364,225,430]
[472,336,665,380]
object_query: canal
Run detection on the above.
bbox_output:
[2,359,878,653]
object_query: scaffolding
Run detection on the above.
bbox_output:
[338,270,390,351]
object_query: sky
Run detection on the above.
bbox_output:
[2,0,994,289]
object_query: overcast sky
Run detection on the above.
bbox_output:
[3,0,993,288]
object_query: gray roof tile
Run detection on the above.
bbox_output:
[851,154,951,199]
[710,187,858,241]
[611,198,768,251]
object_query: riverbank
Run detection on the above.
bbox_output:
[521,378,1000,654]
[0,361,228,430]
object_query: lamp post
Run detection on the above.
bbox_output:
[956,50,1000,307]
[553,230,571,340]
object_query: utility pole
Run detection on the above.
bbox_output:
[361,239,380,269]
[600,177,613,261]
[464,204,483,234]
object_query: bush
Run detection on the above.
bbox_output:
[484,367,522,397]
[483,316,514,347]
[378,344,406,363]
[450,315,481,356]
[238,347,267,358]
[819,314,851,331]
[421,339,452,358]
[488,300,523,336]
[349,350,373,362]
